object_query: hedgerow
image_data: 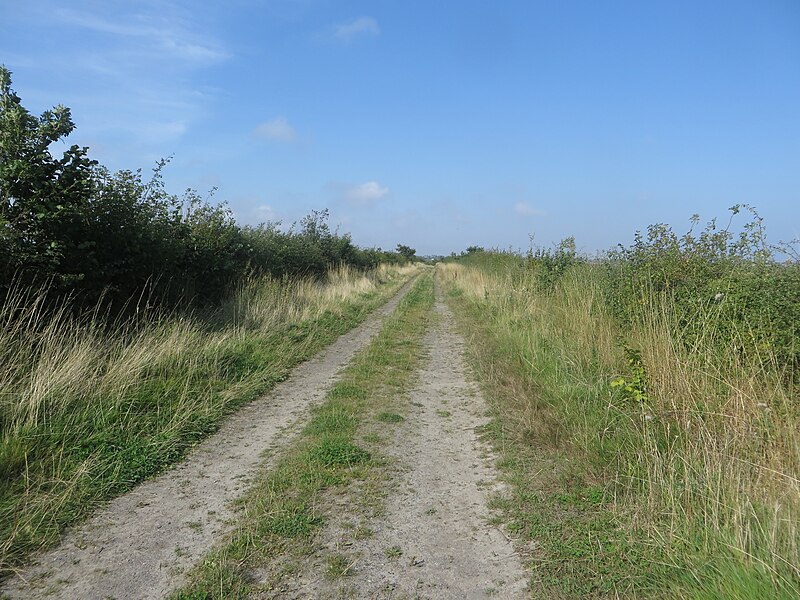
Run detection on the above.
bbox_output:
[0,66,406,313]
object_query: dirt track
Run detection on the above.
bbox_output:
[272,281,528,599]
[2,275,528,599]
[1,279,416,600]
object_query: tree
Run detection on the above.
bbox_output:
[0,65,97,289]
[396,244,416,260]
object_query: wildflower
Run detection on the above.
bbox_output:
[644,414,654,421]
[714,292,725,301]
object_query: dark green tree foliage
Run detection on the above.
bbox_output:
[0,67,404,311]
[0,66,97,289]
[243,210,406,279]
[80,165,187,304]
[396,244,416,260]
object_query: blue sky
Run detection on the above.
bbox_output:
[2,0,799,255]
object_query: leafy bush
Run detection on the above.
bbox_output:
[606,206,800,371]
[0,66,97,292]
[527,236,584,291]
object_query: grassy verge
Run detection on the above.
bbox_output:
[0,264,419,578]
[171,270,434,599]
[440,260,799,599]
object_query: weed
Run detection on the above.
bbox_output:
[307,438,370,468]
[609,345,649,403]
[353,525,374,540]
[259,503,323,538]
[325,554,353,579]
[376,412,404,423]
[384,545,403,559]
[362,433,383,445]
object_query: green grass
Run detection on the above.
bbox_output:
[442,255,799,599]
[383,545,403,559]
[324,554,353,579]
[446,283,654,597]
[375,412,404,423]
[170,271,434,599]
[0,265,418,578]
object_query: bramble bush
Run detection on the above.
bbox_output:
[454,207,798,371]
[606,205,800,371]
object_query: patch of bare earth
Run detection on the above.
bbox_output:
[0,280,416,600]
[275,281,528,599]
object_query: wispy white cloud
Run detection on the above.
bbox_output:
[254,117,299,143]
[138,119,188,144]
[514,201,545,217]
[329,181,389,206]
[0,1,231,168]
[161,39,229,63]
[334,16,380,42]
[346,181,389,205]
[232,204,278,227]
[53,8,229,65]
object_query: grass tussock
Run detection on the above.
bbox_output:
[0,263,419,578]
[440,258,799,599]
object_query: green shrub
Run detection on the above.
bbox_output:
[606,206,800,371]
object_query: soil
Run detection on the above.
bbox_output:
[1,279,417,600]
[269,281,528,599]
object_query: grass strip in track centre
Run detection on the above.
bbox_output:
[0,266,417,579]
[171,271,434,599]
[441,269,656,599]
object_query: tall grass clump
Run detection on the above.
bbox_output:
[442,210,799,598]
[0,263,418,578]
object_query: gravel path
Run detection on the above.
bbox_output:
[282,279,528,599]
[1,279,417,600]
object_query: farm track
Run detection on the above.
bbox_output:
[0,277,419,600]
[273,279,528,599]
[2,273,530,599]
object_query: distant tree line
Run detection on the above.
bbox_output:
[0,66,409,311]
